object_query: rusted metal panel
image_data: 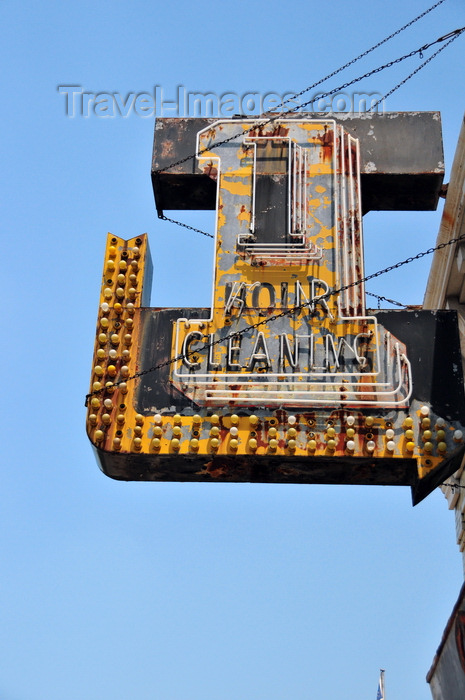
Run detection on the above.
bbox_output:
[152,112,444,213]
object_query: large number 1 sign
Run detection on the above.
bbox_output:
[171,119,411,408]
[86,115,465,504]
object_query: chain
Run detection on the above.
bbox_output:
[152,26,464,179]
[442,482,465,492]
[366,292,407,308]
[257,0,448,118]
[370,28,465,110]
[158,214,214,239]
[85,230,465,405]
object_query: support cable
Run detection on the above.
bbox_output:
[153,25,465,181]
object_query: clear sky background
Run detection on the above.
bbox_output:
[2,1,465,699]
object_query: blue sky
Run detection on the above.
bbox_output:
[2,1,465,699]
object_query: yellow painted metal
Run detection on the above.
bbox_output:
[86,119,465,493]
[85,234,455,477]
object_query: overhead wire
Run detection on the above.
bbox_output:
[153,23,465,181]
[157,22,465,238]
[255,0,449,117]
[369,28,464,110]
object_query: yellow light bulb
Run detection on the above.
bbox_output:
[210,426,220,437]
[107,365,117,377]
[151,438,161,450]
[269,439,278,450]
[133,437,142,449]
[287,428,297,438]
[287,439,297,451]
[231,414,239,425]
[229,439,239,451]
[94,430,104,442]
[249,438,258,450]
[307,439,317,451]
[210,438,219,449]
[190,439,199,451]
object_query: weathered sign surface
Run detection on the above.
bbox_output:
[86,116,465,504]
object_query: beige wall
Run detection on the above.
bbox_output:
[424,114,465,578]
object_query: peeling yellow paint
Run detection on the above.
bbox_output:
[220,176,250,196]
